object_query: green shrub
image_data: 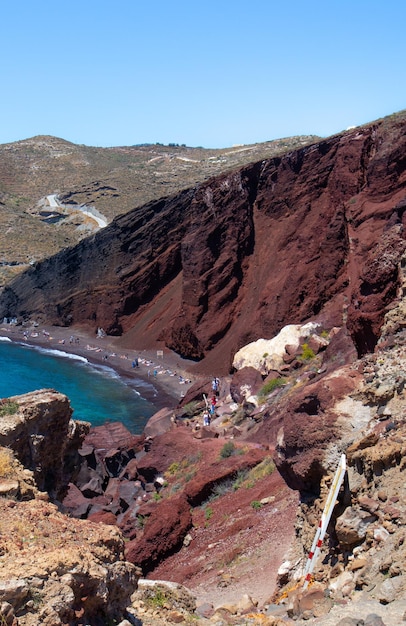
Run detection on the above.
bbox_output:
[166,452,201,478]
[145,588,167,609]
[167,462,180,475]
[300,343,316,361]
[182,401,200,417]
[232,457,275,491]
[184,470,195,482]
[232,469,249,491]
[0,401,19,416]
[170,482,182,494]
[258,377,286,397]
[232,406,247,425]
[136,514,147,529]
[219,441,235,459]
[204,506,213,521]
[247,456,275,482]
[251,500,263,510]
[210,479,234,499]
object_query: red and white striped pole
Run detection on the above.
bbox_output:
[303,454,347,589]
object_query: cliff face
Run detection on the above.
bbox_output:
[0,389,88,500]
[1,114,405,372]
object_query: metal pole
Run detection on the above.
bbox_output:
[303,454,346,588]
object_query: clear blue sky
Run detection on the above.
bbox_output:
[1,0,405,148]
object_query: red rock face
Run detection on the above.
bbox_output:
[1,116,405,371]
[267,368,362,492]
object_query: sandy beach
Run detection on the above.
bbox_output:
[0,323,198,412]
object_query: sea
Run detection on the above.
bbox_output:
[0,338,158,433]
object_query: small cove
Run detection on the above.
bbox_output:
[0,339,158,433]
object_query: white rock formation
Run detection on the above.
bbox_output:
[232,322,320,374]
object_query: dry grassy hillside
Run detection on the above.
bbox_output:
[0,134,318,286]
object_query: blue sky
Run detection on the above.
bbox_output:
[1,0,405,148]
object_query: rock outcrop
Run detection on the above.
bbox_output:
[0,114,405,374]
[0,389,89,500]
[0,291,406,625]
[0,390,142,626]
[0,498,140,626]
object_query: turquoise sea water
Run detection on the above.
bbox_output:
[0,339,157,433]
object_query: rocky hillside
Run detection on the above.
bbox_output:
[0,111,405,377]
[0,110,405,625]
[1,287,406,624]
[60,278,406,624]
[0,133,317,286]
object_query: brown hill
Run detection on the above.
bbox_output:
[0,133,317,286]
[0,112,405,376]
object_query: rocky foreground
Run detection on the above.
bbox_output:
[0,274,406,625]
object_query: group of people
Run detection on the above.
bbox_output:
[202,378,220,427]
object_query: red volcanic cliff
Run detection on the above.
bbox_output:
[1,114,405,372]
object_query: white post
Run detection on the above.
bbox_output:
[303,454,346,589]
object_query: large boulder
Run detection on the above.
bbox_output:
[125,493,192,573]
[335,506,378,548]
[177,377,212,410]
[143,407,175,438]
[83,422,144,460]
[232,322,320,374]
[230,366,264,403]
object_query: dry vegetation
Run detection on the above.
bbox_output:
[0,447,14,478]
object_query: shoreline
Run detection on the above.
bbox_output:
[0,324,197,413]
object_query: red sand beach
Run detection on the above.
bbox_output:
[0,323,198,411]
